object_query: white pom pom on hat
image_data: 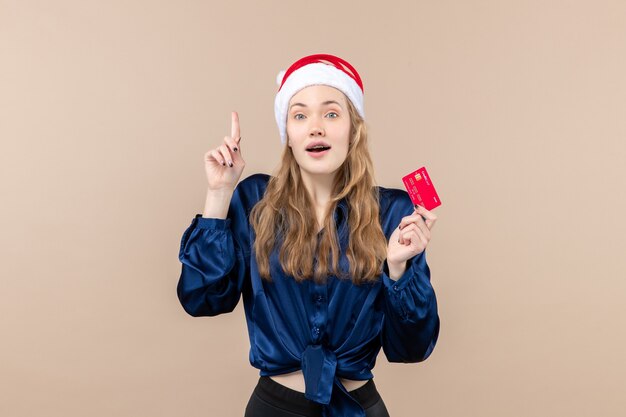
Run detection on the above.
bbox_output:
[276,70,287,88]
[274,54,365,145]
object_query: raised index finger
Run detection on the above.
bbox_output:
[231,111,240,142]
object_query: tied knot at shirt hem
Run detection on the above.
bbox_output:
[301,344,366,417]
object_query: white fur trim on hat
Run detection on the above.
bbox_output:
[274,62,364,144]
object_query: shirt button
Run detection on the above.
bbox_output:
[393,285,399,291]
[314,295,324,303]
[313,326,320,335]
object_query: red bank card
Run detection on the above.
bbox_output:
[402,166,442,211]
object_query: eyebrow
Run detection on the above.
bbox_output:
[289,100,343,110]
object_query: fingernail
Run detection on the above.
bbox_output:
[228,161,233,167]
[233,147,238,152]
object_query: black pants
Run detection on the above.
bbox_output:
[244,376,390,417]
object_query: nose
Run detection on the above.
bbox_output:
[308,113,326,137]
[309,126,325,137]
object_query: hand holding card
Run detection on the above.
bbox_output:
[392,166,440,250]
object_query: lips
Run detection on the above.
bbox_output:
[306,141,332,152]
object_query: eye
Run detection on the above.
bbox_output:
[326,112,338,118]
[294,114,305,120]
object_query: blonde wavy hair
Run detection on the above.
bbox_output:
[250,95,388,285]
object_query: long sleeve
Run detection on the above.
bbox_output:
[379,249,440,362]
[376,185,441,363]
[177,182,251,317]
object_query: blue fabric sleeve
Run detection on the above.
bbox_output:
[378,188,440,363]
[380,250,440,362]
[176,183,250,317]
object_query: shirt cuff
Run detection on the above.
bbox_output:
[193,213,231,230]
[381,257,416,292]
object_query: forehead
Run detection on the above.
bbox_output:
[289,85,346,105]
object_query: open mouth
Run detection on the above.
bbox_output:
[306,145,331,153]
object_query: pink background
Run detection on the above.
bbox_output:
[1,1,625,416]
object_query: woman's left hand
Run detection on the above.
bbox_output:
[386,204,437,267]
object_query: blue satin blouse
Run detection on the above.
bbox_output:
[177,173,440,417]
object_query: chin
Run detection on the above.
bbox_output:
[304,165,342,176]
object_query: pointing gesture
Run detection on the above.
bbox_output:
[204,111,246,191]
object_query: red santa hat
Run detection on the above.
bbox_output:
[274,54,365,144]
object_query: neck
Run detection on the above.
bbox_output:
[299,169,335,208]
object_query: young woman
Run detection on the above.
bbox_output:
[177,54,440,417]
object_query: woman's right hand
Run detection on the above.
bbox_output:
[204,111,246,191]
